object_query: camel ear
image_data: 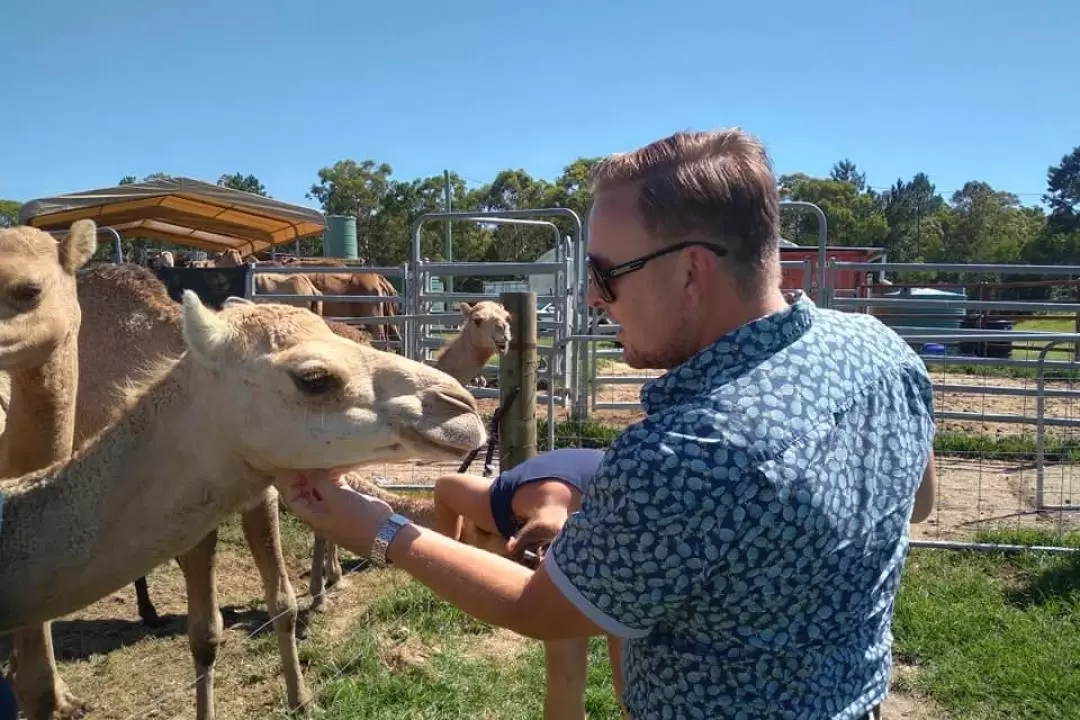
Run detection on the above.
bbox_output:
[222,296,254,309]
[58,219,98,274]
[459,302,473,316]
[182,290,235,367]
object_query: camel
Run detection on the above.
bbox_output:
[0,288,487,720]
[434,301,512,387]
[0,220,98,719]
[252,273,324,315]
[213,251,401,344]
[64,263,367,630]
[305,300,512,609]
[63,263,379,713]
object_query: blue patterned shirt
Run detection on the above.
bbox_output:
[547,296,935,719]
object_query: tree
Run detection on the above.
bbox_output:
[470,169,562,261]
[877,173,947,262]
[307,160,394,260]
[777,173,888,248]
[829,159,867,192]
[940,181,1035,264]
[218,172,268,197]
[1044,146,1080,232]
[0,200,20,228]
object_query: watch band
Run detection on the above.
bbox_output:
[369,513,410,568]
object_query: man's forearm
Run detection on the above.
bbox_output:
[385,521,600,641]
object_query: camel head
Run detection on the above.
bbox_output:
[180,292,487,473]
[0,220,97,370]
[213,248,245,267]
[459,301,512,355]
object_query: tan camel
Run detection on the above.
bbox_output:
[253,273,324,315]
[0,289,487,720]
[214,251,400,343]
[70,264,369,630]
[434,301,512,387]
[0,220,98,720]
[305,301,512,608]
[63,263,381,715]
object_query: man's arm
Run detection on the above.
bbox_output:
[911,450,936,524]
[385,521,608,641]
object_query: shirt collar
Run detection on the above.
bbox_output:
[640,294,817,413]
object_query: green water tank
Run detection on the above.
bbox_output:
[323,215,358,259]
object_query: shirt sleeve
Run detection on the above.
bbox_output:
[545,421,718,638]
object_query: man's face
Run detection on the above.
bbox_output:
[586,189,696,370]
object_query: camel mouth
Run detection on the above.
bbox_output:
[399,424,486,459]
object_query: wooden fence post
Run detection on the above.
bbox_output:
[498,291,537,472]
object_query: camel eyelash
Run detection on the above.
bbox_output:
[289,368,340,396]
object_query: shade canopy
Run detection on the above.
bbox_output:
[19,176,326,255]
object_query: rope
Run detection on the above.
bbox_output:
[456,385,520,478]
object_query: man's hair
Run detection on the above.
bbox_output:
[589,128,781,286]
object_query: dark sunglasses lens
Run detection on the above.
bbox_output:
[587,260,614,302]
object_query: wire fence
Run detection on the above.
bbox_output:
[19,216,1080,717]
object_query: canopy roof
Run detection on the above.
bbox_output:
[19,176,326,255]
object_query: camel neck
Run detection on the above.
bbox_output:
[0,333,78,478]
[0,355,260,632]
[434,330,492,385]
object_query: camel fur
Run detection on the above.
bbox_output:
[1,278,486,720]
[0,220,98,720]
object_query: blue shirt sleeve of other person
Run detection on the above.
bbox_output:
[546,296,936,720]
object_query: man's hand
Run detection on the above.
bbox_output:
[506,510,567,564]
[274,469,394,556]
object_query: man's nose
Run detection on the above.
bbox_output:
[585,280,605,309]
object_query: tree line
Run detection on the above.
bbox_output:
[2,145,1078,277]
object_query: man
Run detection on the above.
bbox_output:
[276,127,937,719]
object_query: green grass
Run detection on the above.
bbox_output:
[291,529,1080,720]
[895,528,1080,719]
[1011,317,1078,364]
[302,580,623,719]
[933,315,1080,379]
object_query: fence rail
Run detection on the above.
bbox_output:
[110,203,1080,554]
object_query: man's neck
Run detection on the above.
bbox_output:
[693,287,791,355]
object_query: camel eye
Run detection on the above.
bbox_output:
[9,283,42,307]
[289,368,340,396]
[472,318,482,327]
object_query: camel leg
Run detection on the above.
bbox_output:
[133,576,165,627]
[324,540,343,590]
[308,536,326,611]
[176,530,223,720]
[308,535,344,613]
[240,494,312,714]
[542,638,588,720]
[10,623,87,720]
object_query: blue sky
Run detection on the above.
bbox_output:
[3,0,1075,210]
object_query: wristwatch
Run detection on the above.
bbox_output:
[369,513,410,568]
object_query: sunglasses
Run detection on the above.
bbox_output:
[585,240,728,303]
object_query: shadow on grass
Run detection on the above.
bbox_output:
[0,604,271,663]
